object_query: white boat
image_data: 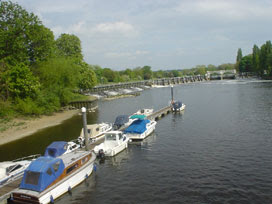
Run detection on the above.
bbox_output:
[171,101,186,112]
[0,155,40,187]
[10,150,96,204]
[78,123,112,144]
[124,119,157,140]
[94,131,129,157]
[133,108,154,116]
[113,115,135,130]
[44,141,80,157]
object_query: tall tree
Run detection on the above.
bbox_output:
[252,44,260,74]
[56,34,83,60]
[235,48,243,72]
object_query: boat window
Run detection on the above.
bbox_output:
[87,129,91,134]
[53,161,60,172]
[6,164,22,174]
[25,171,40,185]
[66,163,78,175]
[119,133,123,140]
[105,134,116,141]
[46,168,52,175]
[48,149,56,157]
[96,127,100,131]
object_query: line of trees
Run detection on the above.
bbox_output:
[236,41,272,77]
[0,1,238,118]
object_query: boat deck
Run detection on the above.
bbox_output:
[0,179,21,203]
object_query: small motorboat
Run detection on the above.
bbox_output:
[94,131,129,157]
[10,150,96,204]
[124,118,157,141]
[78,123,112,144]
[113,115,134,130]
[0,155,40,186]
[171,101,186,112]
[133,108,153,116]
[44,141,80,158]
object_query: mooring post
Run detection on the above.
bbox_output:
[171,85,174,104]
[81,107,89,150]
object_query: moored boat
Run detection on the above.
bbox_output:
[10,150,96,204]
[171,101,186,112]
[44,141,80,158]
[133,108,153,116]
[124,119,157,141]
[113,115,134,130]
[78,123,112,144]
[94,131,129,157]
[0,155,40,187]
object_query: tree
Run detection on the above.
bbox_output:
[103,68,116,82]
[235,48,243,72]
[0,1,55,65]
[78,62,97,90]
[142,66,152,80]
[252,44,260,74]
[56,34,83,60]
[4,63,40,99]
[239,55,253,73]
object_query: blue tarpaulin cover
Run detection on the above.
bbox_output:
[124,119,150,134]
[44,141,67,157]
[173,101,182,109]
[114,115,129,126]
[20,156,64,192]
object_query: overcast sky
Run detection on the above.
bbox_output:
[12,0,272,70]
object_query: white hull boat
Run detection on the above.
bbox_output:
[94,131,129,157]
[171,101,186,112]
[78,123,112,144]
[0,155,40,187]
[124,119,157,140]
[133,108,153,116]
[10,151,96,204]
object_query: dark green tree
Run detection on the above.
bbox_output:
[142,66,152,80]
[239,55,253,72]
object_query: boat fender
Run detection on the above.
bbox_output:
[85,173,88,179]
[50,195,54,204]
[93,164,97,172]
[68,186,72,192]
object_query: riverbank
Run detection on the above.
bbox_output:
[0,109,79,145]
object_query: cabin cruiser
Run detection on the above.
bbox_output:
[10,150,96,204]
[113,115,135,130]
[0,155,40,187]
[78,123,112,144]
[171,101,186,112]
[133,108,153,116]
[94,131,129,157]
[44,141,80,158]
[124,118,157,140]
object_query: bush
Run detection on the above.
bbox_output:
[15,97,43,115]
[0,100,14,118]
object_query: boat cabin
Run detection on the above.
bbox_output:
[19,156,65,192]
[113,115,129,130]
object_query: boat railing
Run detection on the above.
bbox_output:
[11,154,41,162]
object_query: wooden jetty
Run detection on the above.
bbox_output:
[147,106,172,121]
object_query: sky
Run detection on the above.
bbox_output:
[11,0,272,70]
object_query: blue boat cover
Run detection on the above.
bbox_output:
[20,156,64,192]
[44,141,67,157]
[173,101,182,109]
[114,115,129,126]
[124,119,150,134]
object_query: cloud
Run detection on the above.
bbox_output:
[105,50,149,59]
[175,0,272,21]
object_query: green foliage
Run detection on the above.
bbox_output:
[56,34,83,60]
[4,63,40,99]
[0,1,55,65]
[239,55,253,72]
[78,62,97,90]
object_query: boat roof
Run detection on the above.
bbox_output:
[130,114,146,119]
[27,156,62,173]
[44,141,67,157]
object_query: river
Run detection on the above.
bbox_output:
[1,79,272,203]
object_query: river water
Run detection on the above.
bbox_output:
[1,79,272,204]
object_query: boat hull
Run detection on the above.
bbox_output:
[172,104,186,112]
[105,141,128,157]
[11,153,96,204]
